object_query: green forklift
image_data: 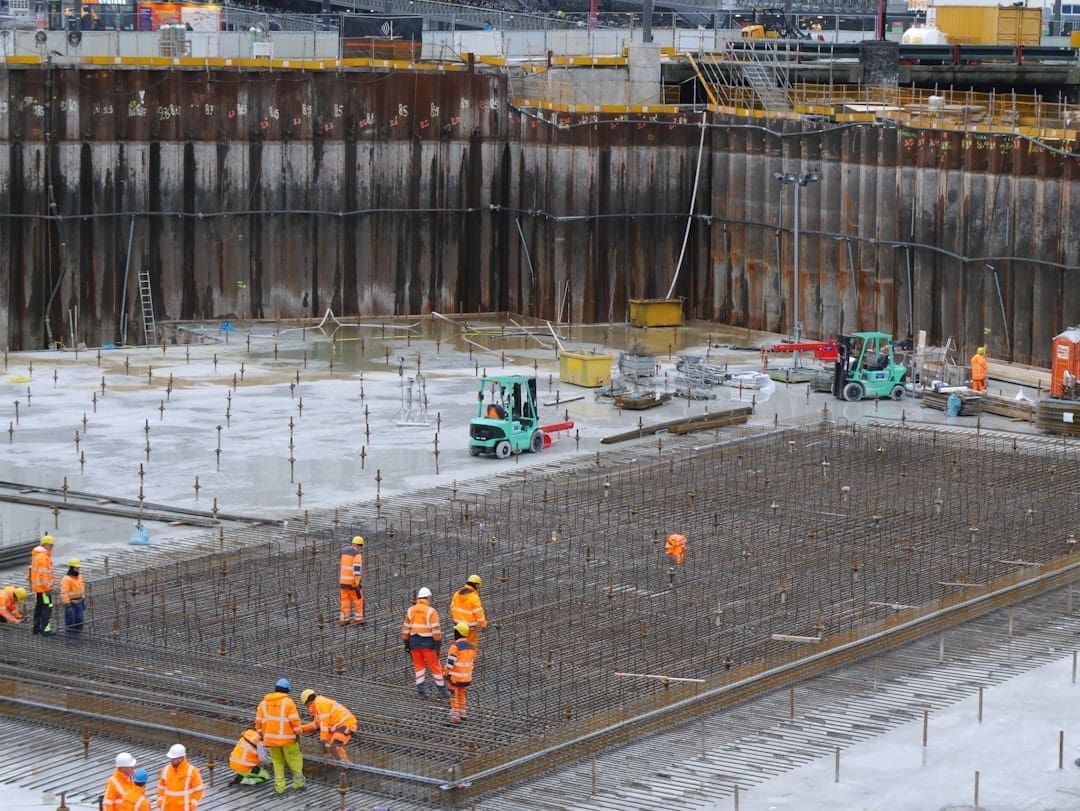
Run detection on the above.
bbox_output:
[832,332,908,402]
[469,375,546,458]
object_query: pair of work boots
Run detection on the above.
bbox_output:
[417,683,450,700]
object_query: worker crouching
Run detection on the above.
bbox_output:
[0,585,27,624]
[229,728,271,786]
[300,689,358,763]
[445,622,476,726]
[402,587,450,699]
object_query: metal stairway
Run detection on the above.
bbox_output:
[739,47,792,112]
[137,269,156,346]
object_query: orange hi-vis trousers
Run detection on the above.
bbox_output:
[339,586,364,625]
[410,647,445,687]
[448,683,469,722]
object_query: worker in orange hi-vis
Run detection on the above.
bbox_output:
[255,678,306,794]
[101,752,138,811]
[119,768,152,811]
[970,346,988,392]
[228,728,270,785]
[61,558,85,634]
[338,535,365,626]
[29,534,56,635]
[402,586,450,700]
[0,585,27,624]
[445,622,477,726]
[299,689,358,763]
[156,743,204,811]
[665,533,687,565]
[449,574,487,649]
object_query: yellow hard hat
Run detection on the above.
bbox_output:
[976,346,985,355]
[454,622,471,637]
[466,574,482,586]
[68,558,81,568]
[40,535,55,546]
[300,689,315,704]
[14,587,27,601]
[352,536,364,546]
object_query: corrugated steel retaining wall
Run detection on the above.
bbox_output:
[1,66,1076,365]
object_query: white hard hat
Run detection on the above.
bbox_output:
[417,586,432,599]
[115,752,137,768]
[167,743,186,759]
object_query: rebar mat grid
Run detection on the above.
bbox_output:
[6,422,1077,794]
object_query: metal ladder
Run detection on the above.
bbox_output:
[138,269,156,346]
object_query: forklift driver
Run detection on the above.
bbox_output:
[486,401,507,419]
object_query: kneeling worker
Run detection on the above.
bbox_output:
[229,728,270,785]
[300,689,358,763]
[0,585,27,623]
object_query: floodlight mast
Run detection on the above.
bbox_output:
[774,171,820,365]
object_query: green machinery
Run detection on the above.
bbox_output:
[832,332,909,402]
[469,375,545,458]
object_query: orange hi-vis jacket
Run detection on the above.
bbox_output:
[446,638,476,686]
[971,352,988,381]
[450,584,487,631]
[119,783,151,811]
[401,598,442,650]
[301,695,357,741]
[102,769,133,811]
[61,572,84,604]
[256,690,304,747]
[30,545,54,593]
[338,546,362,587]
[665,533,686,563]
[229,729,262,773]
[0,586,23,622]
[156,758,204,811]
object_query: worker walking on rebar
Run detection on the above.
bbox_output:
[449,574,487,649]
[229,728,270,786]
[665,533,686,565]
[156,743,204,811]
[402,586,450,699]
[971,346,988,392]
[445,622,476,726]
[61,557,85,634]
[338,535,365,626]
[29,533,55,635]
[100,752,138,811]
[119,768,151,811]
[0,585,27,623]
[255,678,306,795]
[299,689,358,763]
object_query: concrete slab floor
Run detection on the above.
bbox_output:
[0,314,1044,578]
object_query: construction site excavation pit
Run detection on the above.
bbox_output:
[3,418,1077,805]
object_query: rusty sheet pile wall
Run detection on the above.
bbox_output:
[3,423,1078,802]
[0,66,1076,364]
